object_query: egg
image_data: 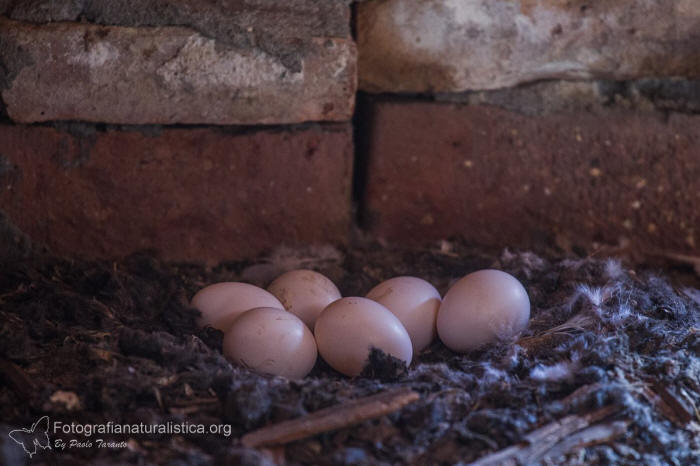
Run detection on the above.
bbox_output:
[437,269,530,352]
[314,297,413,376]
[267,269,341,329]
[191,282,284,332]
[223,307,317,379]
[366,276,441,353]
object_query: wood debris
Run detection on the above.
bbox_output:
[657,252,700,276]
[540,420,630,462]
[559,383,602,408]
[652,383,695,425]
[241,388,420,448]
[468,405,621,466]
[641,383,694,427]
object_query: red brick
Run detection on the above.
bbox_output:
[0,124,353,263]
[363,101,700,254]
[0,17,356,124]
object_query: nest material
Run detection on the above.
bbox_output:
[0,243,699,465]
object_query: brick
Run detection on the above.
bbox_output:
[2,1,351,45]
[0,13,355,124]
[362,101,700,254]
[0,124,353,263]
[358,0,700,93]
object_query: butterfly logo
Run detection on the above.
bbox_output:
[8,416,52,457]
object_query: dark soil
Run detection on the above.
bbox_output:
[1,241,699,465]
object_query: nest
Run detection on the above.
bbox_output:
[1,242,699,465]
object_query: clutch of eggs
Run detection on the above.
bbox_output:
[190,268,530,379]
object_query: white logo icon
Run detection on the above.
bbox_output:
[8,416,52,457]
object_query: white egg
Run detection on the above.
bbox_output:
[366,276,440,353]
[437,269,530,352]
[267,269,341,330]
[191,282,284,332]
[223,307,317,379]
[314,297,413,377]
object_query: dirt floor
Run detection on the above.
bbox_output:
[1,240,699,465]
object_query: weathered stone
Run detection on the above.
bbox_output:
[358,0,700,93]
[0,124,353,263]
[0,16,356,124]
[362,100,700,255]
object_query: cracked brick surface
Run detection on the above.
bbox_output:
[0,9,355,124]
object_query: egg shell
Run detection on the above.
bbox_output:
[267,269,341,330]
[366,276,441,353]
[437,269,530,352]
[191,282,284,332]
[314,297,413,377]
[222,307,317,379]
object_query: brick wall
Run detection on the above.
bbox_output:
[1,0,699,262]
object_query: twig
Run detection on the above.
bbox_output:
[642,384,694,427]
[655,252,700,275]
[468,405,619,466]
[652,383,694,425]
[641,386,681,426]
[241,388,420,448]
[559,383,602,408]
[678,386,700,424]
[153,387,164,412]
[538,420,630,462]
